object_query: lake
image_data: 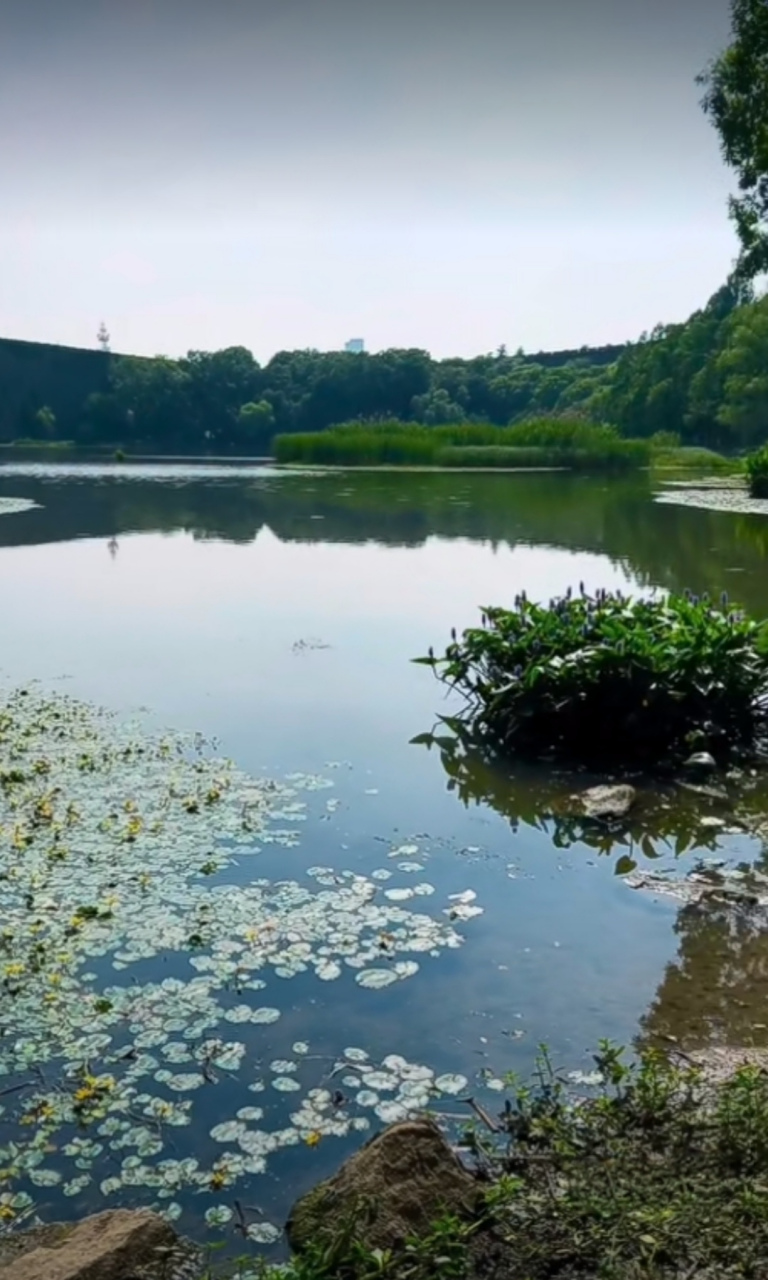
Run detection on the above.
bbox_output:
[0,461,766,1256]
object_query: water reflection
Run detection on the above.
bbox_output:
[414,726,725,867]
[0,467,767,622]
[0,464,767,1179]
[639,877,768,1052]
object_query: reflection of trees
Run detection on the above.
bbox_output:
[6,464,768,1052]
[639,895,768,1052]
[413,727,721,865]
[2,466,768,614]
[421,724,768,1054]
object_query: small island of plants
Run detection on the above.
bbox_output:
[274,418,655,471]
[416,588,768,767]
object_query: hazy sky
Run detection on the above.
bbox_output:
[0,0,738,361]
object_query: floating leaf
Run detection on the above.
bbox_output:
[246,1222,281,1244]
[435,1073,468,1096]
[355,969,398,989]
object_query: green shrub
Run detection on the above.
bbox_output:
[653,445,739,472]
[416,588,768,766]
[501,417,622,448]
[746,445,768,496]
[648,429,682,449]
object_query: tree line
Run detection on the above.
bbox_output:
[11,275,757,454]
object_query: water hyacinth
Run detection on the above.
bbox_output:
[0,683,483,1237]
[415,590,768,766]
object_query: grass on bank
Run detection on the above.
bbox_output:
[273,419,654,470]
[1,438,77,451]
[651,444,743,474]
[213,1045,768,1280]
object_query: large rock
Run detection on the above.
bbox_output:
[574,784,636,821]
[0,1209,192,1280]
[286,1118,479,1254]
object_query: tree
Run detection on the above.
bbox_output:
[34,405,56,438]
[699,0,768,277]
[716,294,768,446]
[410,387,466,425]
[236,400,275,451]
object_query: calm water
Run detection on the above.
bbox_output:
[0,461,766,1250]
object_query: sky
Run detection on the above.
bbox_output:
[0,0,739,361]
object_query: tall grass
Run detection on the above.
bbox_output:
[273,418,652,469]
[746,445,768,497]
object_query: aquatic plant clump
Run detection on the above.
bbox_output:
[0,685,481,1240]
[416,588,768,766]
[746,445,768,498]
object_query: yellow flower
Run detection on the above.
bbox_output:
[4,963,24,979]
[0,1206,15,1221]
[305,1131,322,1148]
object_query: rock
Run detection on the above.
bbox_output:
[575,784,636,820]
[0,1210,192,1280]
[677,782,729,803]
[682,1046,768,1088]
[286,1118,479,1254]
[683,752,717,772]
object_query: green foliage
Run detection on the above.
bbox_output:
[213,1045,768,1280]
[699,0,768,277]
[417,588,768,766]
[468,1043,768,1279]
[1,275,766,455]
[34,405,56,438]
[274,419,651,470]
[651,445,741,473]
[746,445,768,497]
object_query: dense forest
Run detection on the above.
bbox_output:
[1,276,764,455]
[0,337,626,454]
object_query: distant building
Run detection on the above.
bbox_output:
[344,338,365,354]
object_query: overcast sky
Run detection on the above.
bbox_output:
[0,0,737,361]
